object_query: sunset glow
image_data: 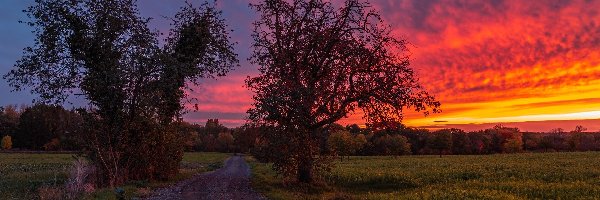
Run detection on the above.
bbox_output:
[178,0,600,131]
[2,0,600,132]
[390,0,600,131]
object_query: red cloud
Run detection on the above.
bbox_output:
[183,0,600,131]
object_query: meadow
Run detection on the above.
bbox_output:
[249,152,600,199]
[0,152,230,200]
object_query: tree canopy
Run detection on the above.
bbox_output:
[247,0,440,183]
[5,0,238,186]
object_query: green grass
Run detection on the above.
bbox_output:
[0,153,74,200]
[0,152,230,200]
[248,152,600,200]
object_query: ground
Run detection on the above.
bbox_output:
[145,156,264,200]
[5,152,600,199]
[248,152,600,199]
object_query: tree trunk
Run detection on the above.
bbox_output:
[297,156,314,183]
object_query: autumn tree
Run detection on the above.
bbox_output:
[1,135,12,150]
[247,0,440,183]
[5,0,237,186]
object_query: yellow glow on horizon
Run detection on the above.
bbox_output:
[402,78,600,128]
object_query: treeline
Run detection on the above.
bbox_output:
[252,124,600,161]
[3,104,600,156]
[0,104,82,150]
[0,104,258,152]
[323,124,600,158]
[176,119,259,153]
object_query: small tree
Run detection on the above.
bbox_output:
[1,135,12,150]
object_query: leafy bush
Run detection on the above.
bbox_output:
[1,135,12,150]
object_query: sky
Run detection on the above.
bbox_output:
[1,0,600,132]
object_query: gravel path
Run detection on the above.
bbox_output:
[145,156,265,200]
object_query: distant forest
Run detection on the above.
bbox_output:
[1,104,597,158]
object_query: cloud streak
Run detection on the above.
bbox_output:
[358,0,600,131]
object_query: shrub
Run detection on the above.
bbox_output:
[65,157,96,199]
[1,135,12,150]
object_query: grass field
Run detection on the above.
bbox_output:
[249,152,600,199]
[0,152,230,200]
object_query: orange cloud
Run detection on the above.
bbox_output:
[359,0,600,131]
[183,0,600,132]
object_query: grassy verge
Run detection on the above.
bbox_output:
[0,152,230,200]
[247,152,600,200]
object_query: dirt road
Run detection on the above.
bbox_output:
[145,156,265,200]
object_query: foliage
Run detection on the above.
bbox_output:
[217,132,235,152]
[328,130,353,161]
[1,135,12,150]
[15,104,82,150]
[233,124,261,153]
[5,0,237,187]
[428,129,453,156]
[503,138,523,153]
[0,105,23,142]
[247,0,439,183]
[385,134,412,156]
[249,152,600,199]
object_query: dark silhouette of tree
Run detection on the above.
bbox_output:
[247,0,440,183]
[4,0,237,186]
[450,129,471,155]
[233,124,261,153]
[0,105,22,140]
[15,104,82,150]
[429,129,453,157]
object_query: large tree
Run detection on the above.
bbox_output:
[4,0,237,186]
[247,0,440,183]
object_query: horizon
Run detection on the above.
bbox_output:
[2,0,600,132]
